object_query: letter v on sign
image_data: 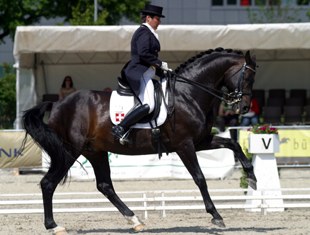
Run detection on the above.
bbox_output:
[262,137,272,149]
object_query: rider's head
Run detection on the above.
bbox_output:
[140,4,165,30]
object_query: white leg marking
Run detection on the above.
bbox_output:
[124,215,145,232]
[49,226,68,235]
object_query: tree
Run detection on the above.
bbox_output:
[247,0,310,23]
[0,64,16,129]
[69,0,148,25]
[0,0,149,43]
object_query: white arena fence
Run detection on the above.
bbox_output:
[1,188,310,218]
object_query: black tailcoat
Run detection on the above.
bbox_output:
[124,25,163,96]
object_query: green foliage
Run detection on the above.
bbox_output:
[0,64,16,129]
[247,0,307,23]
[239,148,253,189]
[70,2,99,25]
[0,0,56,43]
[0,0,150,43]
[69,0,149,25]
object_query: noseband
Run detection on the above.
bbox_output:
[225,63,256,105]
[170,63,256,105]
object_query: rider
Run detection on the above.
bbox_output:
[112,4,170,141]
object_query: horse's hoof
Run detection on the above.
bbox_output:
[247,178,257,190]
[124,215,145,232]
[133,223,145,232]
[49,226,68,235]
[211,218,226,228]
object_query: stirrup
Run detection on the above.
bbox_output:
[112,125,131,145]
[119,129,131,145]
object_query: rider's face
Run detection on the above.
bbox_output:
[147,15,161,30]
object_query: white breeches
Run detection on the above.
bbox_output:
[139,67,155,113]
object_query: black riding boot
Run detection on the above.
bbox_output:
[112,104,150,142]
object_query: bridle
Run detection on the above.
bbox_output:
[225,63,256,105]
[169,62,256,105]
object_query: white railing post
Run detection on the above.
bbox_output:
[143,193,148,219]
[161,192,166,218]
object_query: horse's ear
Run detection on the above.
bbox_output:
[245,50,255,64]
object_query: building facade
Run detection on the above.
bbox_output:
[0,0,309,65]
[151,0,309,24]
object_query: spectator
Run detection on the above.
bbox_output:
[59,75,76,100]
[216,101,239,132]
[240,98,260,126]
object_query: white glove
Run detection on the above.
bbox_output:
[161,61,169,71]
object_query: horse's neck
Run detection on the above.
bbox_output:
[174,59,237,114]
[179,62,224,91]
[174,75,219,117]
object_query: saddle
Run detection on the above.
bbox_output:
[110,72,168,129]
[117,75,163,124]
[109,69,171,157]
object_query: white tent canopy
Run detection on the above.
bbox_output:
[13,23,310,128]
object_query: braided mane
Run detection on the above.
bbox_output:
[174,47,244,74]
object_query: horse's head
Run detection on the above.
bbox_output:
[173,48,257,115]
[223,51,256,114]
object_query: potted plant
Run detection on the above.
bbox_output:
[248,124,280,154]
[239,148,252,189]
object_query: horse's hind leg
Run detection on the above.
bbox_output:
[40,156,76,234]
[177,140,225,228]
[87,152,145,232]
[207,136,257,190]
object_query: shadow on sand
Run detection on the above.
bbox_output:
[75,225,285,234]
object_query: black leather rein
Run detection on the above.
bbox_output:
[169,63,256,105]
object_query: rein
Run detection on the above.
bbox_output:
[168,63,256,105]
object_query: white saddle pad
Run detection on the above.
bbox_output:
[109,79,168,129]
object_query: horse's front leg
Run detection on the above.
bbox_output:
[204,135,257,190]
[87,152,145,232]
[176,140,225,228]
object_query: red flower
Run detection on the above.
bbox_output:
[248,124,278,134]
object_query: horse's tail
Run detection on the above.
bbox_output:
[22,101,70,183]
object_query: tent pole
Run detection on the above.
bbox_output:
[94,0,98,22]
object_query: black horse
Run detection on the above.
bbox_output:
[22,48,257,234]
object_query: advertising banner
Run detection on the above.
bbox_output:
[239,129,310,164]
[48,149,235,180]
[0,130,41,168]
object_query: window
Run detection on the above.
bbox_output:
[212,0,309,6]
[228,0,238,5]
[212,0,224,6]
[253,0,284,5]
[240,0,252,5]
[212,0,240,5]
[268,0,281,5]
[0,66,3,78]
[255,0,266,5]
[297,0,309,4]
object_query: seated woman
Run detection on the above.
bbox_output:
[240,98,260,126]
[59,75,76,100]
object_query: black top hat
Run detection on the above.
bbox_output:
[141,4,165,18]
